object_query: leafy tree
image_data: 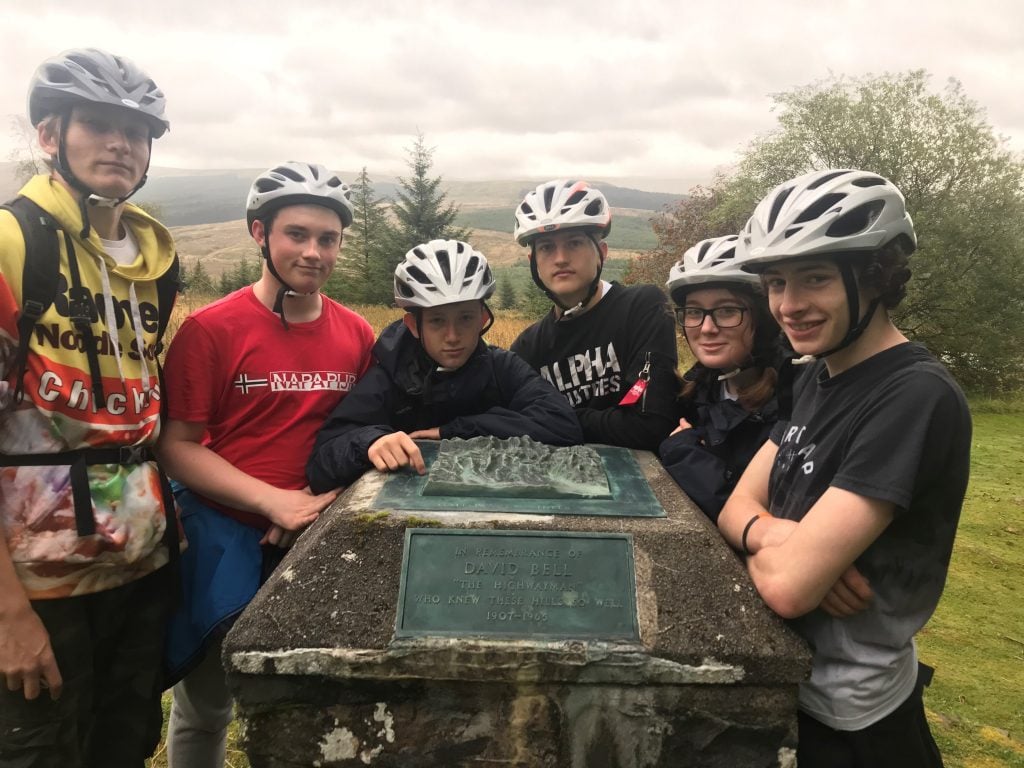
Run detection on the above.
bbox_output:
[328,167,395,305]
[625,179,745,287]
[496,278,517,310]
[635,70,1024,393]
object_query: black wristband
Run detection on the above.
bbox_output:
[741,513,765,556]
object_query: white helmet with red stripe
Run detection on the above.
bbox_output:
[513,179,611,246]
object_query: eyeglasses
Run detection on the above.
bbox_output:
[674,306,748,329]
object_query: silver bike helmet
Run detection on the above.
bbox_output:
[666,235,760,304]
[246,162,354,230]
[738,169,916,270]
[737,169,916,363]
[29,48,169,138]
[394,239,496,309]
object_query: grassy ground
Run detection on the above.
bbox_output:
[149,300,1023,765]
[918,405,1024,768]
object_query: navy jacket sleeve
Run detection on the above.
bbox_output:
[306,365,398,493]
[575,291,678,450]
[658,430,732,523]
[440,349,583,446]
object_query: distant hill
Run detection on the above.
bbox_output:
[0,162,678,254]
[135,169,682,228]
[170,218,647,277]
[456,207,658,250]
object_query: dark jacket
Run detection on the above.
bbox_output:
[307,320,584,492]
[658,364,779,523]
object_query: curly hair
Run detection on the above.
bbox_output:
[856,239,913,309]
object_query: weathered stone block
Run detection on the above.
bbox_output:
[225,448,810,767]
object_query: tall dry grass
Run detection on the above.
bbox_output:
[167,293,540,351]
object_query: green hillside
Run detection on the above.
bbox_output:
[456,207,658,251]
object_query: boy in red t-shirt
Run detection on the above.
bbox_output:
[157,162,375,767]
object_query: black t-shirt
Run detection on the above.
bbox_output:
[769,342,971,729]
[511,283,677,450]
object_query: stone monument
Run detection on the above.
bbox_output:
[225,438,810,767]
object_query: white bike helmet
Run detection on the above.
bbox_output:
[29,48,169,137]
[738,169,916,362]
[666,235,760,304]
[394,239,496,309]
[513,179,611,246]
[246,162,354,230]
[737,169,916,271]
[247,162,353,329]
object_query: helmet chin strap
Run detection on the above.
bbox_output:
[777,260,880,418]
[811,261,879,361]
[54,108,153,238]
[530,232,604,320]
[260,240,318,331]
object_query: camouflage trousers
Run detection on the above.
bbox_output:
[0,567,171,768]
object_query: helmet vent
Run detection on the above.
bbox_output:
[255,178,284,192]
[396,281,414,298]
[73,56,103,80]
[436,250,452,283]
[784,227,802,239]
[696,241,713,263]
[46,64,74,84]
[826,201,885,237]
[767,186,794,231]
[406,265,430,284]
[566,190,587,206]
[793,193,845,224]
[327,176,342,188]
[274,165,303,182]
[543,185,555,212]
[851,176,887,188]
[807,170,851,190]
[465,255,480,276]
[584,199,604,216]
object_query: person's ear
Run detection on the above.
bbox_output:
[402,313,420,338]
[37,115,60,157]
[480,306,492,330]
[251,219,267,247]
[598,239,608,264]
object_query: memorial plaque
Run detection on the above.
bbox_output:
[373,442,665,518]
[395,529,639,641]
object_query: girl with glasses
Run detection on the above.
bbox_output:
[658,235,782,522]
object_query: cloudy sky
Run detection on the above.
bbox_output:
[2,0,1021,192]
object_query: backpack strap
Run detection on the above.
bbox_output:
[154,254,180,355]
[1,196,61,405]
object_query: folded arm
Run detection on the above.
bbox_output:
[720,442,882,619]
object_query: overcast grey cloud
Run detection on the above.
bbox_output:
[2,0,1021,192]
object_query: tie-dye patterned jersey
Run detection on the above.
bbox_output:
[0,176,178,599]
